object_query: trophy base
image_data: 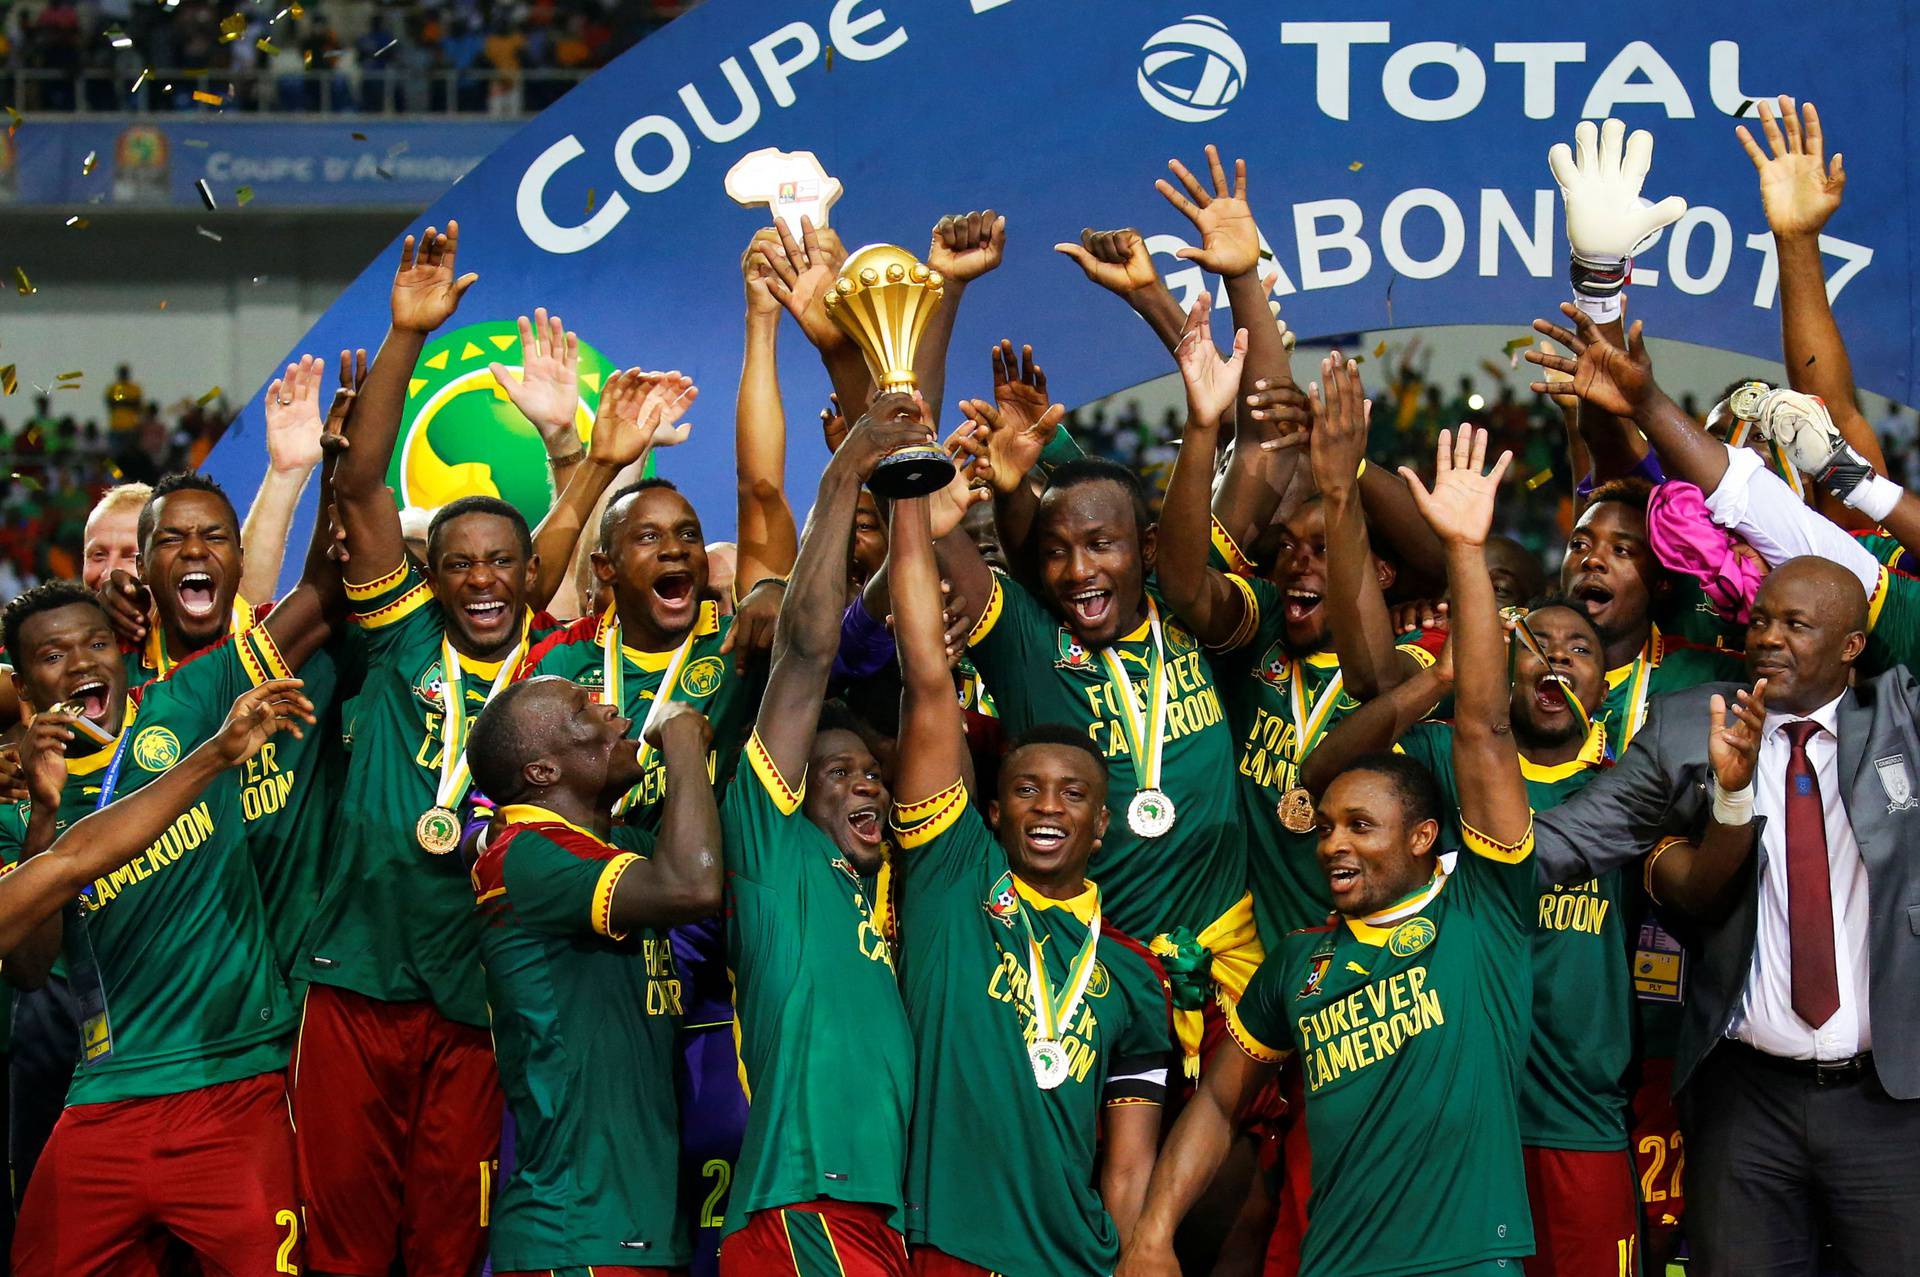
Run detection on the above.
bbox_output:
[867,444,956,499]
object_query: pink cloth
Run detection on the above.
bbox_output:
[1647,480,1765,623]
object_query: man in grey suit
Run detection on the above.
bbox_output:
[1509,553,1920,1276]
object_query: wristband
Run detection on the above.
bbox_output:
[1710,776,1755,826]
[1572,292,1623,324]
[546,446,586,468]
[1833,464,1902,522]
[1569,250,1630,299]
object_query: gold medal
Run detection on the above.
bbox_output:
[416,806,462,855]
[1278,786,1316,834]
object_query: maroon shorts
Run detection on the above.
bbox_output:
[718,1202,908,1277]
[1522,1145,1640,1277]
[1628,1054,1685,1251]
[290,983,503,1277]
[1261,1059,1312,1277]
[908,1247,1001,1275]
[12,1070,300,1277]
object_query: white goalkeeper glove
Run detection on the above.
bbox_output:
[1749,387,1900,517]
[1549,118,1689,321]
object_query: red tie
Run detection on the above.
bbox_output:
[1781,719,1840,1029]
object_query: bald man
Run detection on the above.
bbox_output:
[1512,557,1920,1275]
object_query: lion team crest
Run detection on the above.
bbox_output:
[1087,961,1112,999]
[984,870,1021,927]
[1387,917,1437,957]
[679,656,726,699]
[131,725,180,771]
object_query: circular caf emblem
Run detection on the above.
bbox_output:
[679,656,726,700]
[132,725,181,771]
[1087,961,1112,999]
[389,320,620,526]
[1387,917,1437,958]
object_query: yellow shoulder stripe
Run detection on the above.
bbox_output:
[1461,815,1534,865]
[352,583,432,631]
[1225,1001,1286,1065]
[891,781,968,849]
[967,573,1006,647]
[1211,516,1254,576]
[592,852,641,940]
[344,560,411,602]
[747,730,805,815]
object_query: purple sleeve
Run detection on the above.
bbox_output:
[829,598,895,684]
[1576,449,1666,501]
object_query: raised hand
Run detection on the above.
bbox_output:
[1172,291,1248,426]
[322,348,369,442]
[264,354,326,473]
[1526,303,1659,419]
[1534,339,1577,412]
[1306,353,1371,500]
[1708,678,1769,794]
[215,678,317,766]
[644,699,714,752]
[1547,118,1687,260]
[930,418,994,538]
[991,339,1065,441]
[928,210,1006,284]
[742,227,785,318]
[837,393,939,483]
[20,706,78,810]
[1242,376,1311,450]
[99,568,152,645]
[588,368,697,468]
[390,221,479,334]
[1158,144,1259,277]
[1398,425,1513,548]
[1737,96,1844,240]
[820,392,849,454]
[964,393,1062,500]
[1054,227,1160,299]
[488,309,582,449]
[758,216,850,352]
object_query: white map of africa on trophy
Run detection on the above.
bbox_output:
[724,147,843,237]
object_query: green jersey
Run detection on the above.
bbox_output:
[0,630,296,1106]
[1216,573,1438,943]
[302,562,563,1027]
[513,601,753,828]
[1232,821,1537,1277]
[965,572,1245,941]
[1655,577,1745,651]
[473,805,689,1270]
[1397,721,1630,1151]
[1597,625,1743,755]
[892,783,1171,1276]
[1861,563,1920,677]
[722,732,913,1233]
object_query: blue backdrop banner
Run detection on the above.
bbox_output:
[1,119,516,209]
[200,0,1920,556]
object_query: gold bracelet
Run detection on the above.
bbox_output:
[546,446,586,468]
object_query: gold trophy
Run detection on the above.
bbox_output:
[824,243,956,498]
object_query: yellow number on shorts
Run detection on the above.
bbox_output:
[479,1158,495,1228]
[1666,1133,1685,1201]
[274,1208,300,1274]
[1637,1134,1668,1203]
[699,1158,732,1230]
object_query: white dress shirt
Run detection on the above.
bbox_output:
[1728,693,1874,1060]
[1702,444,1882,599]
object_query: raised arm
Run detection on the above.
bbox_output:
[971,341,1066,580]
[736,228,799,592]
[916,210,1007,427]
[334,223,478,587]
[531,368,696,609]
[1,705,93,987]
[1400,427,1527,846]
[0,681,313,955]
[889,494,968,809]
[1054,227,1187,352]
[1312,355,1416,699]
[608,701,723,929]
[758,218,872,415]
[1299,659,1451,797]
[1739,98,1885,479]
[239,353,332,606]
[754,398,933,783]
[1159,292,1253,648]
[488,308,591,507]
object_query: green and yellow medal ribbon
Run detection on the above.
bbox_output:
[1097,598,1171,796]
[1018,885,1103,1051]
[600,607,701,817]
[144,596,255,679]
[1286,658,1347,771]
[434,618,531,813]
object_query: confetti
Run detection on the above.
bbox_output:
[256,37,278,54]
[376,165,395,180]
[64,215,89,229]
[11,473,42,492]
[271,6,292,20]
[0,366,14,395]
[197,178,216,210]
[290,3,303,15]
[196,225,224,242]
[183,138,209,148]
[251,275,269,285]
[197,386,223,406]
[81,149,97,175]
[825,44,834,71]
[13,267,34,296]
[157,300,169,311]
[373,37,397,56]
[109,32,133,48]
[1373,340,1388,358]
[236,186,254,206]
[1525,469,1555,492]
[57,370,81,381]
[1348,160,1363,172]
[132,67,151,92]
[585,187,596,213]
[302,49,312,66]
[1384,273,1396,327]
[351,131,367,141]
[5,106,20,138]
[192,89,224,106]
[1502,336,1533,357]
[219,13,246,41]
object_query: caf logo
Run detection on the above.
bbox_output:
[1258,641,1291,689]
[390,320,618,527]
[132,725,181,771]
[1387,917,1437,958]
[983,870,1021,928]
[679,656,726,700]
[1137,15,1246,124]
[1055,629,1093,671]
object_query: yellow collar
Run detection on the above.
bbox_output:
[143,598,253,676]
[1518,718,1610,783]
[1115,611,1151,645]
[1015,874,1099,925]
[596,600,720,671]
[1605,624,1663,688]
[498,802,604,844]
[1344,870,1446,945]
[1302,648,1341,670]
[64,698,137,775]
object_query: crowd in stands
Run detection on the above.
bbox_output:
[0,0,703,113]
